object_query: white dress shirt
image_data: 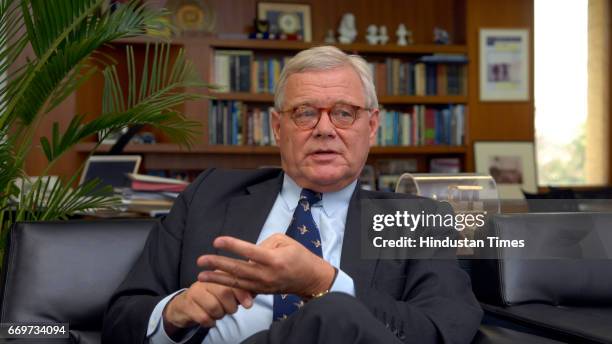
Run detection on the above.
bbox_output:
[147,174,357,343]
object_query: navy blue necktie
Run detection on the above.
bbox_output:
[272,188,323,321]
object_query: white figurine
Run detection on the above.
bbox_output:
[366,25,378,45]
[324,29,336,43]
[396,23,408,45]
[338,13,357,44]
[378,25,389,45]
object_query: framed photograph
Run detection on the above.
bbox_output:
[474,141,537,198]
[257,2,312,42]
[479,29,529,101]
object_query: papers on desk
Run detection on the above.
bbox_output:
[127,173,188,192]
[119,174,189,216]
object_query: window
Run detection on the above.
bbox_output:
[534,0,588,185]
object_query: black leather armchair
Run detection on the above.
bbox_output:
[472,213,612,343]
[0,220,156,343]
[0,219,559,343]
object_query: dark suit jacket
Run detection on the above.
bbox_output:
[102,168,483,344]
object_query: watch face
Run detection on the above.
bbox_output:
[278,13,300,34]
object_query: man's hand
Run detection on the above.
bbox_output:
[196,234,335,299]
[162,279,253,337]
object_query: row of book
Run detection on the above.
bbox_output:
[214,50,290,94]
[213,51,467,97]
[208,100,277,146]
[376,105,465,146]
[369,56,468,96]
[209,100,464,147]
[213,50,253,92]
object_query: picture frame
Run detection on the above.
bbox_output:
[474,141,537,198]
[479,28,529,101]
[257,2,312,42]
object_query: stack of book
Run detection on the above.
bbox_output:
[121,174,189,216]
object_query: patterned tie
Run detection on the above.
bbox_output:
[272,188,323,321]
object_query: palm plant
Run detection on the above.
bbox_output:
[0,0,208,259]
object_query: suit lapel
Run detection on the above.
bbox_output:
[218,172,284,258]
[340,186,378,293]
[217,172,378,290]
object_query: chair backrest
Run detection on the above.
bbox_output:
[0,219,156,343]
[472,213,612,306]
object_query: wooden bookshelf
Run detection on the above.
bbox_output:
[207,38,468,54]
[24,0,534,182]
[209,92,468,105]
[206,29,469,172]
[75,143,466,155]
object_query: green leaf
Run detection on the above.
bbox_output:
[39,137,52,161]
[39,42,208,162]
[0,0,211,251]
[0,0,171,129]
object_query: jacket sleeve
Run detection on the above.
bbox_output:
[357,200,483,344]
[101,169,214,344]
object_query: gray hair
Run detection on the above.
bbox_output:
[274,46,378,110]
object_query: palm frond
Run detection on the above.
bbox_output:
[0,0,212,252]
[0,130,24,203]
[0,0,168,129]
[16,175,119,222]
[40,43,207,162]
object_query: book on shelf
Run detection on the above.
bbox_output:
[376,105,465,146]
[368,56,467,97]
[213,50,253,92]
[209,100,277,146]
[213,49,466,97]
[252,56,292,93]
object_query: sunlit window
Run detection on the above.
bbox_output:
[534,0,588,185]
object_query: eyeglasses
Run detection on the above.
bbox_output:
[279,103,371,129]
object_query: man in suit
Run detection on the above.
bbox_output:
[102,46,482,344]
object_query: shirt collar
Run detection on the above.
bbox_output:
[281,173,357,217]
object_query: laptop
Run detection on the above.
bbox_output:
[79,155,142,191]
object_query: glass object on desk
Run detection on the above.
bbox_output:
[396,173,500,214]
[395,173,500,256]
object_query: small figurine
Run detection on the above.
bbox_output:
[338,13,357,44]
[324,29,336,43]
[397,24,414,45]
[366,25,378,45]
[434,27,450,45]
[378,25,389,45]
[249,19,270,39]
[396,24,408,45]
